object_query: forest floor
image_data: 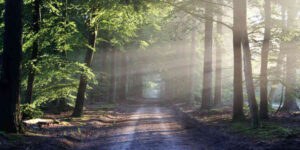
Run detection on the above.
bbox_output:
[1,100,300,150]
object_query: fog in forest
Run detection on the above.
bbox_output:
[1,0,300,149]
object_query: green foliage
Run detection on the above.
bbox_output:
[20,104,44,120]
[23,54,97,106]
[230,121,297,140]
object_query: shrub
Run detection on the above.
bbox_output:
[39,98,74,114]
[20,104,44,120]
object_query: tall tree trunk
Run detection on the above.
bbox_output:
[120,52,127,100]
[25,0,40,104]
[0,0,24,133]
[232,0,245,121]
[109,50,116,103]
[100,51,108,73]
[72,26,98,117]
[268,5,286,102]
[98,50,108,101]
[281,0,300,112]
[132,52,143,99]
[201,1,213,110]
[188,29,196,103]
[240,0,260,127]
[134,72,143,98]
[260,0,271,119]
[214,11,223,107]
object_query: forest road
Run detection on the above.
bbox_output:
[76,104,209,150]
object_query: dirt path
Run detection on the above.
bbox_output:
[75,104,206,150]
[5,102,293,150]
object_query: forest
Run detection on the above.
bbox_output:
[0,0,300,149]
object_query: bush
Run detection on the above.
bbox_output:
[39,98,74,114]
[20,104,44,120]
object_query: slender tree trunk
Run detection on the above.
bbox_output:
[281,1,299,112]
[188,30,196,103]
[98,50,108,101]
[120,52,127,100]
[214,11,223,107]
[201,1,213,110]
[109,50,116,103]
[25,0,40,104]
[260,0,271,119]
[232,0,245,121]
[99,51,107,72]
[240,0,260,127]
[134,72,143,98]
[268,5,286,102]
[132,52,143,99]
[72,25,98,117]
[0,0,24,133]
[114,52,120,100]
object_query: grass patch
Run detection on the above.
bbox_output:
[98,104,117,110]
[229,121,297,140]
[4,134,26,142]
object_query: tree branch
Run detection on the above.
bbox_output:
[165,1,233,30]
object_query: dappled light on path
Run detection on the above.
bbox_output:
[76,105,203,150]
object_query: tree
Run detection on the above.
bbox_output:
[280,0,300,112]
[232,0,245,121]
[201,1,213,110]
[188,29,196,103]
[241,0,259,127]
[0,0,24,133]
[260,0,271,119]
[120,52,127,100]
[25,0,41,104]
[72,23,98,117]
[214,8,223,107]
[109,50,116,103]
[268,3,286,108]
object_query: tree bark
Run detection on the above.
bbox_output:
[72,25,98,117]
[232,0,245,121]
[240,0,260,127]
[281,0,300,112]
[201,1,213,110]
[214,11,223,107]
[120,52,127,100]
[25,0,40,104]
[188,30,196,103]
[0,0,24,133]
[109,50,116,103]
[260,0,271,119]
